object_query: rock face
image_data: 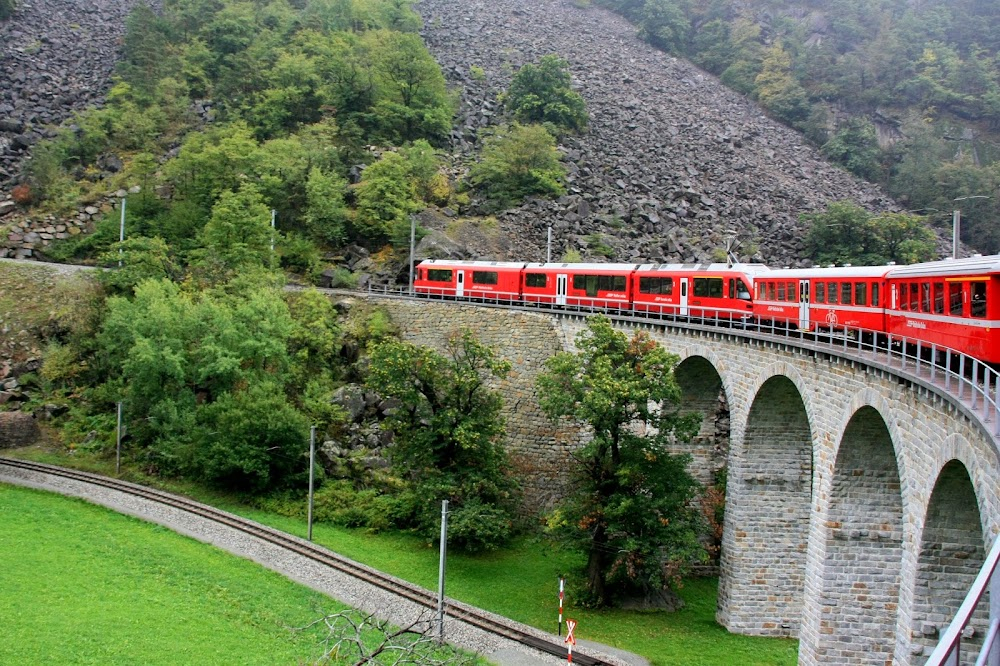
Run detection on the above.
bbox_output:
[0,0,151,188]
[0,411,40,448]
[417,0,903,267]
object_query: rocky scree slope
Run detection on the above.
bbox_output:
[418,0,907,267]
[0,0,148,188]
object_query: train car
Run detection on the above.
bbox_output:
[413,260,525,301]
[520,262,638,309]
[631,263,770,320]
[884,255,1000,363]
[753,265,892,332]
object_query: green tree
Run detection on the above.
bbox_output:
[469,123,566,206]
[505,54,588,133]
[98,237,178,295]
[754,42,811,124]
[0,0,16,20]
[639,0,691,54]
[304,167,349,245]
[97,276,303,490]
[365,330,519,551]
[195,182,276,277]
[354,151,419,244]
[536,316,704,607]
[821,118,885,182]
[804,201,936,266]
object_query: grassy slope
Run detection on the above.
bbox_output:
[0,483,344,665]
[0,260,97,367]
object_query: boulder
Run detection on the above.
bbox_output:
[0,411,40,449]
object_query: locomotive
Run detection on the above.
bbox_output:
[413,256,1000,365]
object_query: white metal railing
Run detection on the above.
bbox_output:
[369,284,1000,439]
[925,535,1000,666]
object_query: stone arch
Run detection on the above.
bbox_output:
[672,354,729,487]
[911,460,988,664]
[717,371,813,636]
[816,405,903,664]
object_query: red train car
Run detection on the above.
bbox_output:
[884,256,1000,363]
[753,266,891,332]
[631,263,769,319]
[413,260,525,300]
[520,262,637,309]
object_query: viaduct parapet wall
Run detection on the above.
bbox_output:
[374,298,1000,665]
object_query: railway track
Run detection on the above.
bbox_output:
[0,456,615,666]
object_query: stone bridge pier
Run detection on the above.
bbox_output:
[374,299,1000,665]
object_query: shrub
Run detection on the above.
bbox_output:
[0,0,15,21]
[11,184,32,205]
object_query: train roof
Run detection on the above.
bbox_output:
[417,260,528,269]
[885,254,1000,278]
[636,263,772,275]
[761,265,895,279]
[524,262,642,271]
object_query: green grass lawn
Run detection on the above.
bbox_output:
[3,450,799,665]
[1,483,350,665]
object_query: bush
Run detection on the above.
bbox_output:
[469,123,566,206]
[0,0,16,21]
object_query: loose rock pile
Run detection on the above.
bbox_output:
[0,190,133,259]
[418,0,903,267]
[0,0,149,187]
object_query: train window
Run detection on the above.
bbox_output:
[472,271,498,285]
[815,282,825,303]
[920,282,931,312]
[777,282,786,301]
[767,282,776,300]
[871,283,879,307]
[639,278,674,296]
[899,283,908,310]
[737,281,752,301]
[427,269,453,282]
[855,282,867,306]
[933,283,944,314]
[526,273,547,288]
[572,275,596,296]
[693,277,723,298]
[949,283,963,315]
[841,282,852,305]
[971,282,987,318]
[909,282,920,311]
[786,282,796,302]
[827,282,838,304]
[597,275,627,291]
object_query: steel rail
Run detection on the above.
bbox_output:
[0,457,611,666]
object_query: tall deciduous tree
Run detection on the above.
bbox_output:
[537,316,704,607]
[366,330,519,551]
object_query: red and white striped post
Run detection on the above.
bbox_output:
[558,576,565,636]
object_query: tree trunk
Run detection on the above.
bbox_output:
[587,525,608,606]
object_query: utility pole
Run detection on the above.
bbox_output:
[118,198,126,267]
[307,425,316,541]
[409,216,416,295]
[437,499,449,644]
[547,226,552,263]
[270,209,276,253]
[115,401,123,474]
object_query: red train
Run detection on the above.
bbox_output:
[413,256,1000,364]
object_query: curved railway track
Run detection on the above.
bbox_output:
[0,457,615,666]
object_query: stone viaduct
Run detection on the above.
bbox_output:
[374,297,1000,666]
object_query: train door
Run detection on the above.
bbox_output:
[679,278,689,316]
[456,270,465,297]
[798,280,810,330]
[556,274,568,306]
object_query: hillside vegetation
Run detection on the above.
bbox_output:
[594,0,1000,253]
